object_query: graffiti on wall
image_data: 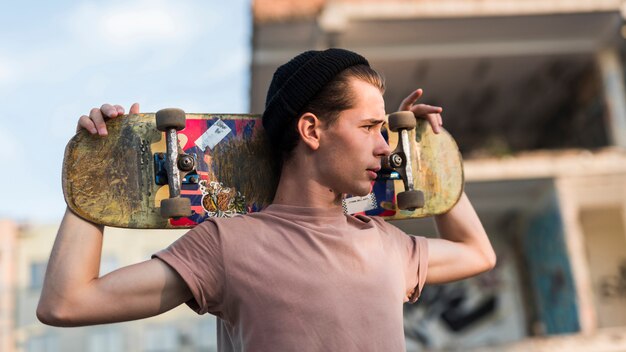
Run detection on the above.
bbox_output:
[599,259,626,299]
[403,254,519,350]
[404,280,498,348]
[522,193,580,334]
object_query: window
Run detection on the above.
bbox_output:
[88,329,124,352]
[26,333,58,352]
[195,317,218,351]
[100,256,119,276]
[143,325,178,352]
[29,261,47,289]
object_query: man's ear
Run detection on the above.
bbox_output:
[296,112,322,150]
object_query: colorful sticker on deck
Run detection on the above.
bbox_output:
[199,180,246,217]
[195,119,232,150]
[342,193,377,214]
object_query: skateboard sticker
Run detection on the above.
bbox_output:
[199,180,246,217]
[195,119,232,150]
[342,193,377,214]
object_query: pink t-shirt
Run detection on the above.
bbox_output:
[154,204,428,351]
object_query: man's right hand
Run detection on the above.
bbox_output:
[77,103,140,136]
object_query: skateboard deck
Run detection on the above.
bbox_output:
[63,111,463,228]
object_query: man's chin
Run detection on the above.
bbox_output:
[337,181,374,198]
[349,186,373,198]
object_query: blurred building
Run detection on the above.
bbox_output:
[0,221,18,352]
[250,0,626,350]
[0,221,217,352]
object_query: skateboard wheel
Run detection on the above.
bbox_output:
[388,111,416,132]
[397,190,424,211]
[156,108,186,131]
[160,197,191,218]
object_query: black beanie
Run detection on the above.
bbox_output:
[262,48,369,142]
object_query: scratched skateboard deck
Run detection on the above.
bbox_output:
[64,113,279,228]
[63,111,463,228]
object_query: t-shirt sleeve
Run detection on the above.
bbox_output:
[405,235,429,303]
[370,217,429,303]
[152,220,224,316]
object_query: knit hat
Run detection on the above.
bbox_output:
[262,48,370,142]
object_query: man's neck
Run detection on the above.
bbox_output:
[271,160,343,210]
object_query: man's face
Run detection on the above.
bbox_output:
[316,78,391,196]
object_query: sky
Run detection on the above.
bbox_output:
[0,0,252,223]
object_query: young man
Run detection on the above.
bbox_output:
[38,48,495,350]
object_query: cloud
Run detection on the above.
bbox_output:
[66,0,213,52]
[0,1,237,88]
[0,58,11,80]
[199,47,249,82]
[0,126,22,163]
[0,55,21,85]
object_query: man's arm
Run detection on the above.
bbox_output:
[37,210,192,326]
[399,89,496,284]
[38,104,192,327]
[427,193,496,283]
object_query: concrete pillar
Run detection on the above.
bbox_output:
[555,180,597,334]
[597,48,626,148]
[0,220,17,352]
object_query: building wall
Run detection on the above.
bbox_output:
[557,173,626,331]
[579,206,626,328]
[0,220,18,352]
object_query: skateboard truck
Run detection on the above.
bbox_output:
[155,108,193,218]
[381,111,425,211]
[154,153,200,185]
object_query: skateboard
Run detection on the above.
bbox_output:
[63,110,463,229]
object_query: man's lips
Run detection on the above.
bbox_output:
[366,167,381,179]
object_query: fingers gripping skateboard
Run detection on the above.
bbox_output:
[156,108,193,218]
[384,111,425,211]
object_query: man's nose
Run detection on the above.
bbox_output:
[375,132,391,157]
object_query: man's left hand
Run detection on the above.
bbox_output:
[398,88,443,134]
